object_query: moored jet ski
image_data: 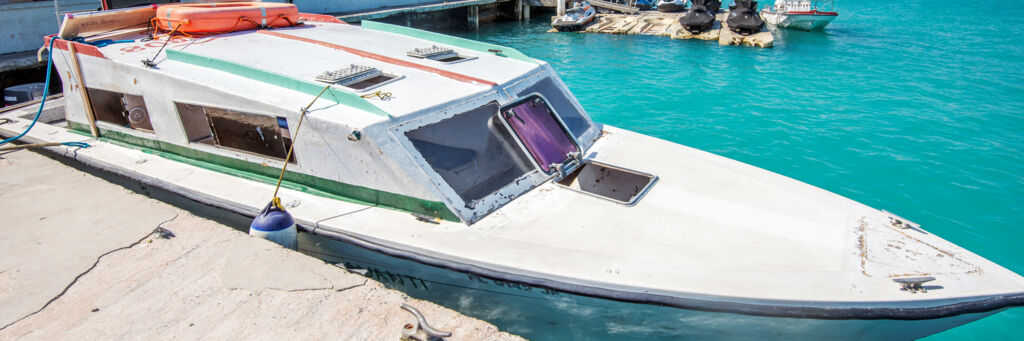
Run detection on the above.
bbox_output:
[727,0,765,35]
[679,0,716,33]
[552,1,597,32]
[656,0,687,12]
[706,0,722,12]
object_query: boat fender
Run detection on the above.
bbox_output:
[249,198,298,250]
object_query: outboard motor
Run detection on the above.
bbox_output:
[727,0,765,35]
[679,0,716,33]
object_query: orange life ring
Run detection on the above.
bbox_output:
[155,2,299,33]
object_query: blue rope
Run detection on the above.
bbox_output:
[1,37,57,146]
[70,37,135,47]
[61,141,91,148]
[2,37,92,151]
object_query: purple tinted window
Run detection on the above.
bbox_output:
[503,98,578,173]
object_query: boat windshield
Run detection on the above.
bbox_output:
[501,96,578,173]
[406,103,534,206]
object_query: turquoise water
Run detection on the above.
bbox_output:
[447,2,1024,339]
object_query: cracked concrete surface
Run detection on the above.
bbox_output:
[0,150,522,340]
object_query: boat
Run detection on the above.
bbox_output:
[727,0,766,35]
[679,0,717,33]
[552,1,597,32]
[761,0,838,31]
[635,0,654,10]
[656,0,687,12]
[3,2,1024,339]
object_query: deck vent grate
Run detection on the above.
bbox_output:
[407,46,458,60]
[406,46,476,63]
[316,64,382,85]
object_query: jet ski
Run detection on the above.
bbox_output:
[636,0,654,10]
[679,0,716,33]
[706,0,722,13]
[552,1,597,32]
[656,0,687,12]
[727,0,765,35]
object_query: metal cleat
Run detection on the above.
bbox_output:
[400,303,452,341]
[893,276,936,294]
[882,210,921,230]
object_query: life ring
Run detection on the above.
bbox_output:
[155,2,299,34]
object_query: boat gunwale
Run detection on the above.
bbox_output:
[3,100,1024,322]
[305,223,1024,321]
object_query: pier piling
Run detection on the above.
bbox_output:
[468,5,480,30]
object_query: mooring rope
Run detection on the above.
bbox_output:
[268,84,332,208]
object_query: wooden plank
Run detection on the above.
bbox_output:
[57,6,156,39]
[66,44,99,138]
[588,0,639,14]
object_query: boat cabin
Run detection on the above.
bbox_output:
[49,5,656,224]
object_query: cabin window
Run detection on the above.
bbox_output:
[406,102,533,206]
[517,78,592,138]
[500,96,578,174]
[174,102,295,162]
[87,88,153,132]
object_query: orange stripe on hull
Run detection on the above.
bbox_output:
[44,36,106,59]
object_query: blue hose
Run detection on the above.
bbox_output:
[1,37,58,146]
[2,37,91,150]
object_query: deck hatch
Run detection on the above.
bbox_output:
[556,161,658,205]
[315,64,402,91]
[406,46,476,63]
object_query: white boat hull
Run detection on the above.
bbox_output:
[762,11,836,31]
[299,232,1000,340]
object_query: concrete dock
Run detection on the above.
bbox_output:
[0,149,522,340]
[565,11,774,48]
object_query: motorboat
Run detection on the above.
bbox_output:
[3,2,1024,339]
[727,0,766,34]
[552,1,597,32]
[656,0,687,12]
[761,0,838,30]
[679,0,717,33]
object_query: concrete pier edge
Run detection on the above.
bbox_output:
[0,149,522,340]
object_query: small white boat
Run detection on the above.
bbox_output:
[2,2,1023,339]
[552,1,597,32]
[761,0,838,30]
[656,0,687,12]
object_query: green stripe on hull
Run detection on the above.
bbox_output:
[361,21,539,64]
[69,121,459,222]
[164,49,391,118]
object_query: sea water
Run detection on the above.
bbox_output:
[445,1,1024,338]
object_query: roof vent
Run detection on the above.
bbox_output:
[406,46,476,63]
[316,64,381,84]
[316,64,402,91]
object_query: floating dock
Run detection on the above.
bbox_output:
[0,149,521,340]
[559,11,773,48]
